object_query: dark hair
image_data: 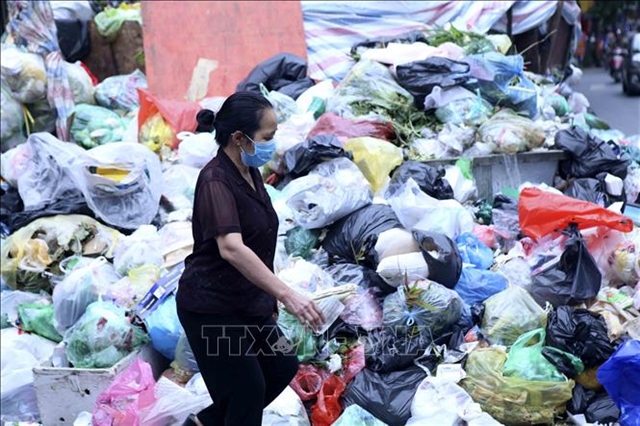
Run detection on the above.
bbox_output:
[195,91,273,147]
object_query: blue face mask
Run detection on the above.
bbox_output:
[241,134,276,168]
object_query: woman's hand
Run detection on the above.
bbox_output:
[279,288,326,331]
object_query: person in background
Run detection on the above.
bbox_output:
[176,91,325,426]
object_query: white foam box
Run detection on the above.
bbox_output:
[33,344,168,426]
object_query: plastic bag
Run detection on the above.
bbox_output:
[0,46,47,103]
[172,332,199,384]
[64,300,149,368]
[596,339,640,426]
[476,109,545,154]
[139,112,174,153]
[263,386,311,426]
[333,404,388,426]
[1,83,26,153]
[17,302,63,342]
[518,187,634,240]
[343,137,404,194]
[326,263,395,296]
[555,126,631,180]
[296,80,335,115]
[374,228,420,261]
[52,257,120,334]
[70,104,127,149]
[285,227,320,259]
[545,306,617,369]
[455,232,494,270]
[365,328,432,374]
[414,230,463,289]
[609,234,640,285]
[387,161,454,201]
[95,70,147,112]
[481,286,548,346]
[144,295,182,360]
[461,347,574,425]
[1,290,44,327]
[455,268,507,306]
[26,97,57,134]
[435,94,493,126]
[544,93,571,117]
[177,131,218,169]
[277,258,335,295]
[282,158,372,229]
[93,358,156,426]
[138,376,212,426]
[94,2,142,39]
[323,204,402,268]
[284,134,353,179]
[307,112,395,142]
[236,53,313,100]
[383,279,463,337]
[261,84,301,123]
[113,225,164,276]
[376,253,430,288]
[395,57,472,108]
[529,225,602,308]
[340,288,384,331]
[162,164,200,211]
[387,178,475,239]
[342,366,427,426]
[463,53,538,117]
[290,364,330,401]
[277,310,317,362]
[65,61,95,105]
[310,375,346,426]
[503,328,574,382]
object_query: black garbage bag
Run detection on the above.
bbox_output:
[541,347,584,379]
[55,19,91,62]
[567,384,596,414]
[323,205,402,268]
[585,393,621,424]
[555,126,631,180]
[413,231,463,288]
[564,178,606,205]
[387,161,454,200]
[530,225,601,308]
[342,366,427,426]
[284,135,353,178]
[395,57,473,109]
[365,328,432,374]
[325,263,396,296]
[236,53,313,100]
[545,306,617,368]
[350,31,429,60]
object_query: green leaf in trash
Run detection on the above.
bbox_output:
[584,113,611,130]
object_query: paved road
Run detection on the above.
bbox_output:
[576,67,640,136]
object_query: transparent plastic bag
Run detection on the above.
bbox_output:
[282,158,372,229]
[0,46,47,103]
[340,288,384,331]
[171,332,199,384]
[481,286,548,346]
[1,290,45,327]
[260,84,300,123]
[64,61,95,105]
[263,386,311,426]
[461,347,574,425]
[383,279,463,337]
[113,225,164,276]
[161,164,200,212]
[343,137,403,194]
[435,95,492,126]
[277,310,317,362]
[17,302,63,342]
[139,112,174,153]
[333,404,387,426]
[64,300,149,368]
[0,82,25,153]
[177,131,218,169]
[138,376,212,426]
[277,258,336,295]
[476,109,545,154]
[94,3,142,39]
[52,257,121,334]
[70,104,126,149]
[95,70,147,112]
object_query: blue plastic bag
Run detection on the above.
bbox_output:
[463,52,538,118]
[455,232,494,270]
[143,295,182,360]
[597,339,640,426]
[454,268,508,306]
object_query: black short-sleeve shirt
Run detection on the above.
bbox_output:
[176,149,279,316]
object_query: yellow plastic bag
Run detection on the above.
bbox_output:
[139,112,174,153]
[343,137,403,193]
[461,347,574,425]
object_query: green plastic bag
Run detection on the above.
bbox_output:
[285,227,320,259]
[503,328,567,382]
[64,300,149,368]
[17,303,63,343]
[461,347,575,425]
[94,4,142,39]
[70,104,127,149]
[545,94,570,117]
[277,310,317,362]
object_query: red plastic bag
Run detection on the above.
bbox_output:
[307,112,395,141]
[310,375,346,426]
[290,364,330,401]
[137,88,200,149]
[93,358,157,426]
[340,344,365,385]
[519,187,634,240]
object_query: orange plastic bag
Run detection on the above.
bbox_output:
[519,187,634,240]
[137,88,200,150]
[310,375,346,426]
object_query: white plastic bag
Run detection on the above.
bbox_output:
[376,252,429,287]
[0,46,47,103]
[277,258,335,295]
[52,258,121,334]
[282,157,372,229]
[375,228,421,261]
[162,164,200,211]
[1,82,25,153]
[295,80,335,113]
[113,225,164,276]
[444,165,478,204]
[262,386,310,426]
[1,290,45,327]
[139,376,212,426]
[64,61,95,105]
[387,178,475,239]
[177,131,218,169]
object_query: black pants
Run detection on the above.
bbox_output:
[177,306,299,426]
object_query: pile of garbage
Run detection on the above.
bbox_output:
[2,5,640,425]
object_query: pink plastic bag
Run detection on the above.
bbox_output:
[339,289,383,331]
[93,359,157,426]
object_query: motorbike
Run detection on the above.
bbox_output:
[609,46,625,82]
